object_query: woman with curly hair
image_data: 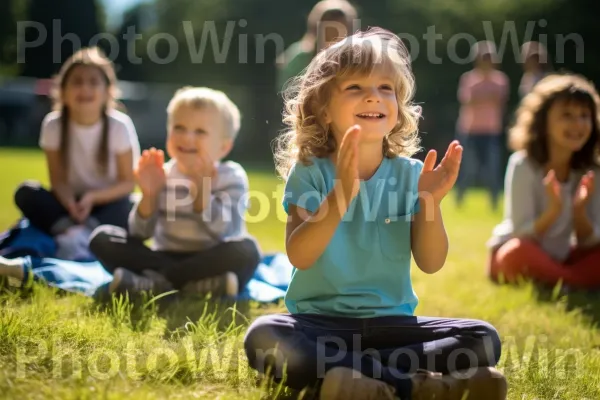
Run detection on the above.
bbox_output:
[488,73,600,289]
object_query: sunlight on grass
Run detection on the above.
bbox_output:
[0,148,599,399]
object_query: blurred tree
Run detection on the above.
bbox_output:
[21,0,102,78]
[0,0,27,74]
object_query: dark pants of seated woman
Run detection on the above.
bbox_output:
[14,180,131,235]
[488,238,600,289]
[244,313,502,399]
[88,225,261,291]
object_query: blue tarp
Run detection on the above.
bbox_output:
[0,219,293,303]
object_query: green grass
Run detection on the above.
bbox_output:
[1,148,600,399]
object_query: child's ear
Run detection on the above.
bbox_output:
[323,109,332,124]
[220,138,234,158]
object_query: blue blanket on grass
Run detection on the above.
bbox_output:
[0,219,293,302]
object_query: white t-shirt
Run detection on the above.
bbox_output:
[39,109,141,196]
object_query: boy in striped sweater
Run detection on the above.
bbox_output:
[89,87,261,296]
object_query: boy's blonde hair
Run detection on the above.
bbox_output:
[274,27,421,179]
[167,86,241,140]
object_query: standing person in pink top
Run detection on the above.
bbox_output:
[455,41,510,210]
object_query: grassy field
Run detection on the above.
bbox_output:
[0,148,599,399]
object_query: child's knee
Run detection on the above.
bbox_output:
[244,315,300,376]
[88,225,126,254]
[14,180,41,208]
[471,321,502,366]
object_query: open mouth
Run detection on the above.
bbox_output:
[76,96,95,103]
[564,132,586,141]
[177,146,198,154]
[356,112,386,120]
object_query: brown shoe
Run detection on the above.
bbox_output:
[412,367,507,400]
[319,367,398,400]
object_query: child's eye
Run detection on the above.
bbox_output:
[380,85,394,91]
[345,84,360,90]
[195,129,206,135]
[173,125,185,132]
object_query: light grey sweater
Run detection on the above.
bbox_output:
[488,151,600,261]
[129,159,250,252]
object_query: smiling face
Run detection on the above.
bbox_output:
[546,98,593,154]
[61,64,109,118]
[323,67,399,144]
[166,104,233,166]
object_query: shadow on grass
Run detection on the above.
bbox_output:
[493,272,600,329]
[532,281,600,329]
[91,282,257,334]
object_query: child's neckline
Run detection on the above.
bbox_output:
[326,156,389,185]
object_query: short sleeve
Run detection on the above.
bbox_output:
[38,113,61,151]
[457,72,472,104]
[506,153,537,236]
[410,159,424,215]
[282,162,324,215]
[111,113,139,154]
[581,167,600,247]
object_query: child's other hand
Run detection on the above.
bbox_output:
[75,192,95,223]
[185,148,217,187]
[418,140,463,205]
[543,169,562,213]
[136,148,166,198]
[334,125,361,206]
[574,170,594,212]
[65,197,80,222]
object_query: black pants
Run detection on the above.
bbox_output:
[88,225,261,291]
[14,180,131,235]
[244,313,502,399]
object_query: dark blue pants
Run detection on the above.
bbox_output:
[14,180,131,235]
[455,133,503,210]
[244,313,502,399]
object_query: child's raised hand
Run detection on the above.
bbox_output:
[334,125,361,206]
[574,170,594,212]
[418,141,463,205]
[543,169,562,212]
[135,148,166,198]
[185,147,217,187]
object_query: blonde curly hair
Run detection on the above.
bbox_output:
[509,73,600,170]
[274,27,421,179]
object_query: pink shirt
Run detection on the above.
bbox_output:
[457,69,510,135]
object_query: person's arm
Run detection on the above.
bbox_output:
[508,155,560,238]
[191,165,251,241]
[410,198,448,274]
[128,195,158,240]
[85,150,135,205]
[87,116,138,204]
[457,73,473,105]
[574,172,600,247]
[39,115,76,212]
[44,149,76,210]
[285,183,351,270]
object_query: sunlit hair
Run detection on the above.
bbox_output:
[51,46,120,175]
[274,27,421,179]
[509,73,600,170]
[166,86,241,140]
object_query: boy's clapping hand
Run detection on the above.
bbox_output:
[136,148,167,198]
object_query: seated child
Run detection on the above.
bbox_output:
[488,73,600,290]
[14,47,141,260]
[89,87,261,297]
[243,28,507,399]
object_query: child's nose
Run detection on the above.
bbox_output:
[364,88,381,102]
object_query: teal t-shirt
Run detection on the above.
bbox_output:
[282,155,423,318]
